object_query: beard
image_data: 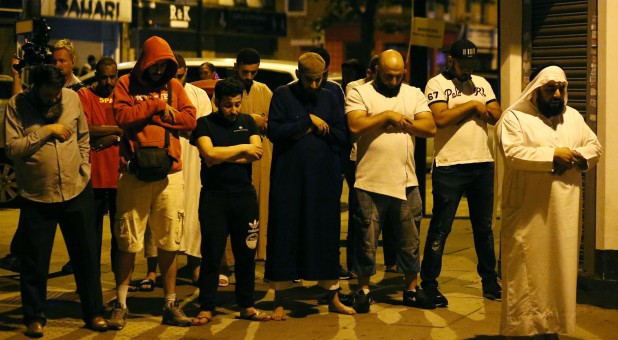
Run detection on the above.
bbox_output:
[29,91,64,123]
[374,77,402,98]
[456,73,472,82]
[536,95,565,118]
[291,82,319,105]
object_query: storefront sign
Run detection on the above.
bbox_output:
[170,4,191,28]
[42,0,132,22]
[410,17,445,49]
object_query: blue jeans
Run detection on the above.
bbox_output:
[420,162,497,288]
[354,187,422,277]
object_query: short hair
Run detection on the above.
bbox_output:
[53,39,76,60]
[87,55,96,63]
[31,64,66,89]
[236,48,261,66]
[95,57,117,73]
[214,78,244,101]
[201,62,215,72]
[368,55,379,73]
[174,53,186,69]
[530,62,563,82]
[309,47,330,68]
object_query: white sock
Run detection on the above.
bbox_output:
[117,285,129,308]
[165,293,176,307]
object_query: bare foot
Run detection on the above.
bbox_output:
[192,310,213,326]
[239,307,271,321]
[328,299,356,315]
[271,306,287,321]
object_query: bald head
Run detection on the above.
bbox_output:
[374,50,405,97]
[378,50,405,74]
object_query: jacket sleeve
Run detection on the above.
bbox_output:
[75,99,90,165]
[267,88,312,144]
[113,77,167,129]
[318,92,346,150]
[4,96,53,160]
[151,80,196,131]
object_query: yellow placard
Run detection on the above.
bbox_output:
[410,17,445,49]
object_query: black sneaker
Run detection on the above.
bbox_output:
[482,280,502,301]
[423,286,448,307]
[338,267,355,280]
[403,288,436,310]
[352,289,371,313]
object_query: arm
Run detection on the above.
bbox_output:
[401,111,436,138]
[76,103,90,164]
[430,100,486,128]
[347,110,400,136]
[11,55,23,95]
[151,80,197,131]
[483,100,503,125]
[497,110,555,172]
[266,89,313,143]
[572,116,603,171]
[195,135,262,167]
[314,94,347,147]
[113,78,166,129]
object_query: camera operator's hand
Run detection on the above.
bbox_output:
[47,124,72,142]
[11,55,20,77]
[11,54,24,96]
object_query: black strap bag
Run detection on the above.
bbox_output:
[131,82,174,181]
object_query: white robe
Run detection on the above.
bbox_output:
[497,101,602,336]
[179,83,212,258]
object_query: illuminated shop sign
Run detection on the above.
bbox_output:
[42,0,132,22]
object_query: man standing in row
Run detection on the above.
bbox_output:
[266,52,355,319]
[108,36,196,330]
[497,64,602,337]
[5,64,108,337]
[421,39,503,307]
[77,57,122,273]
[346,50,437,313]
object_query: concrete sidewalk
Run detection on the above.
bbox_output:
[0,185,617,339]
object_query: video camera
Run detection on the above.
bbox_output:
[13,18,53,73]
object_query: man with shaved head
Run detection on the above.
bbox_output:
[265,52,355,319]
[346,50,437,312]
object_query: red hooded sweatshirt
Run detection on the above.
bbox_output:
[113,36,196,173]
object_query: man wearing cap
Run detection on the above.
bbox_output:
[497,64,601,336]
[346,50,437,313]
[265,52,355,320]
[420,39,503,307]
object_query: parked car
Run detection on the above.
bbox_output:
[0,75,19,207]
[80,58,298,92]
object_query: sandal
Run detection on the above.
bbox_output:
[192,311,212,326]
[136,278,156,292]
[218,274,229,287]
[237,311,271,322]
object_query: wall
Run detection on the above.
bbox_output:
[596,0,618,251]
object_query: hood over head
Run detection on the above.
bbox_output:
[132,36,178,88]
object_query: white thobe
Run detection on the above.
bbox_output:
[497,101,602,336]
[179,83,212,258]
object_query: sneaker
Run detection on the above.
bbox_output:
[352,289,372,313]
[403,288,436,310]
[423,286,448,307]
[162,300,192,327]
[108,303,128,330]
[482,279,502,301]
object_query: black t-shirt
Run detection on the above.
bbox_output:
[191,111,259,193]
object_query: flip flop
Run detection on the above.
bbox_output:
[236,311,271,321]
[192,312,212,326]
[137,278,156,292]
[218,274,229,287]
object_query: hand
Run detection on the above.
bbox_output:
[553,147,578,167]
[400,117,415,134]
[474,100,489,119]
[47,123,72,142]
[245,144,263,159]
[572,150,588,171]
[309,114,330,135]
[11,54,21,77]
[92,134,119,151]
[162,104,178,122]
[250,113,267,131]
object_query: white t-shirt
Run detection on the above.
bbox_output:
[425,73,497,166]
[345,82,430,200]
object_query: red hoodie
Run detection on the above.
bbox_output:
[113,36,196,173]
